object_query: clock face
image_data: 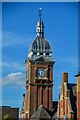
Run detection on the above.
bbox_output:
[38,68,46,78]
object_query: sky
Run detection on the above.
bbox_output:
[1,0,79,2]
[1,2,78,113]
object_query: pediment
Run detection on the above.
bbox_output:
[35,56,47,61]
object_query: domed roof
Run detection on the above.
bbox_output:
[36,19,44,28]
[29,36,51,52]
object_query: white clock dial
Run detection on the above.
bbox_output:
[38,68,46,77]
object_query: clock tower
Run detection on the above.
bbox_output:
[25,9,55,118]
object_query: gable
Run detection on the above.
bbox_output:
[35,56,46,61]
[30,105,51,120]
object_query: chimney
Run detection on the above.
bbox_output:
[62,72,68,84]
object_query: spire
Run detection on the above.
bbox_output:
[39,8,42,20]
[36,8,44,38]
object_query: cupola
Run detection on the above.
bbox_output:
[28,8,53,61]
[36,8,44,38]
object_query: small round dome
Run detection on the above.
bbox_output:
[36,19,44,28]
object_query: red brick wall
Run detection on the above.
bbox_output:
[49,87,52,111]
[25,60,53,117]
[30,85,37,117]
[38,86,41,107]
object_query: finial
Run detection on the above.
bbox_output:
[39,8,42,20]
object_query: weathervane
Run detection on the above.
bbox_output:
[39,8,42,20]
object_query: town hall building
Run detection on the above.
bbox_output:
[20,9,80,120]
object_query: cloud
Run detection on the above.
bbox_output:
[1,61,25,71]
[2,31,33,47]
[1,72,26,88]
[2,31,26,47]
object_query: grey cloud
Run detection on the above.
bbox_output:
[1,72,26,88]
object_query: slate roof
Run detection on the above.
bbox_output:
[52,101,58,118]
[30,105,51,120]
[29,37,51,52]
